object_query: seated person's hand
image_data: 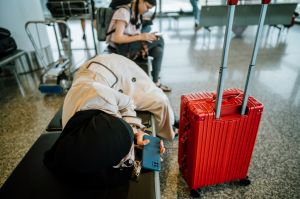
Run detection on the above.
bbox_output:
[135,129,150,147]
[160,140,165,155]
[134,129,166,155]
[139,32,158,42]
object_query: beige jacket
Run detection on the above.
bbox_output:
[62,54,175,140]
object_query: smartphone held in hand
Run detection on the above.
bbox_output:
[142,135,161,171]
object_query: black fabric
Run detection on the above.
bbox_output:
[111,0,156,7]
[44,109,134,187]
[109,0,132,9]
[46,0,92,18]
[0,133,157,199]
[0,27,11,39]
[0,27,17,58]
[109,0,157,8]
[46,106,63,131]
[115,37,163,66]
[145,0,157,6]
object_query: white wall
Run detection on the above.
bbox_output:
[0,0,50,51]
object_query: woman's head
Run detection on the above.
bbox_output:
[110,0,132,9]
[110,0,157,27]
[138,0,156,15]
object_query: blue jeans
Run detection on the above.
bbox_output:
[190,0,200,24]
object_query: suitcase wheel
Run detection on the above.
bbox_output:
[190,189,200,198]
[238,176,251,186]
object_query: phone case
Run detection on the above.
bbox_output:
[142,135,161,171]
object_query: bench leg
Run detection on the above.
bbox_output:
[24,52,34,72]
[13,60,25,96]
[147,56,153,80]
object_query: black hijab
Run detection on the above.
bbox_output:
[44,110,134,187]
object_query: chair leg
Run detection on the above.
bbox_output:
[24,52,34,72]
[17,57,26,74]
[147,56,153,80]
[13,60,25,96]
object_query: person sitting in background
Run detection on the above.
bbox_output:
[44,53,174,187]
[106,0,171,92]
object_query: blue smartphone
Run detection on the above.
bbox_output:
[142,135,161,171]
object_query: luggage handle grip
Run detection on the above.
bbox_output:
[262,0,271,4]
[212,91,244,117]
[227,0,238,5]
[212,90,241,101]
[215,104,243,117]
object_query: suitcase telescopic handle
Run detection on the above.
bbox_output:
[215,0,270,119]
[214,1,237,119]
[240,0,270,115]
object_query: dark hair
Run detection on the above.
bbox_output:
[110,0,156,8]
[109,0,132,9]
[145,0,156,6]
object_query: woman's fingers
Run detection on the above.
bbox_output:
[141,33,157,41]
[160,140,166,154]
[136,131,150,146]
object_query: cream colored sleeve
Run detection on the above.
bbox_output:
[114,89,145,131]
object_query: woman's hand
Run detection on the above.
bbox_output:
[134,129,166,155]
[135,129,150,147]
[139,32,158,42]
[160,140,166,155]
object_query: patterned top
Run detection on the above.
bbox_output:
[106,7,141,47]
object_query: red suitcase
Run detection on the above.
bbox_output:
[178,0,271,197]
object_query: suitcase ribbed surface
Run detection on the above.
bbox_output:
[178,88,263,189]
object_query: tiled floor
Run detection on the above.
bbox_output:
[0,17,300,199]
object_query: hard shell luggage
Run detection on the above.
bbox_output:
[178,0,271,197]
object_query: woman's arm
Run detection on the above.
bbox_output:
[111,20,157,44]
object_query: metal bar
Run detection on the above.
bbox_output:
[241,4,268,115]
[215,5,236,119]
[149,114,161,199]
[90,0,98,55]
[56,20,72,81]
[25,20,72,81]
[68,2,72,16]
[24,51,33,71]
[13,59,25,96]
[52,22,63,59]
[25,21,48,68]
[60,2,65,16]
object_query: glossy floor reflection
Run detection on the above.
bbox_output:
[0,18,300,199]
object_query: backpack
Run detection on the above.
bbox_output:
[96,6,130,41]
[96,7,115,41]
[0,27,17,58]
